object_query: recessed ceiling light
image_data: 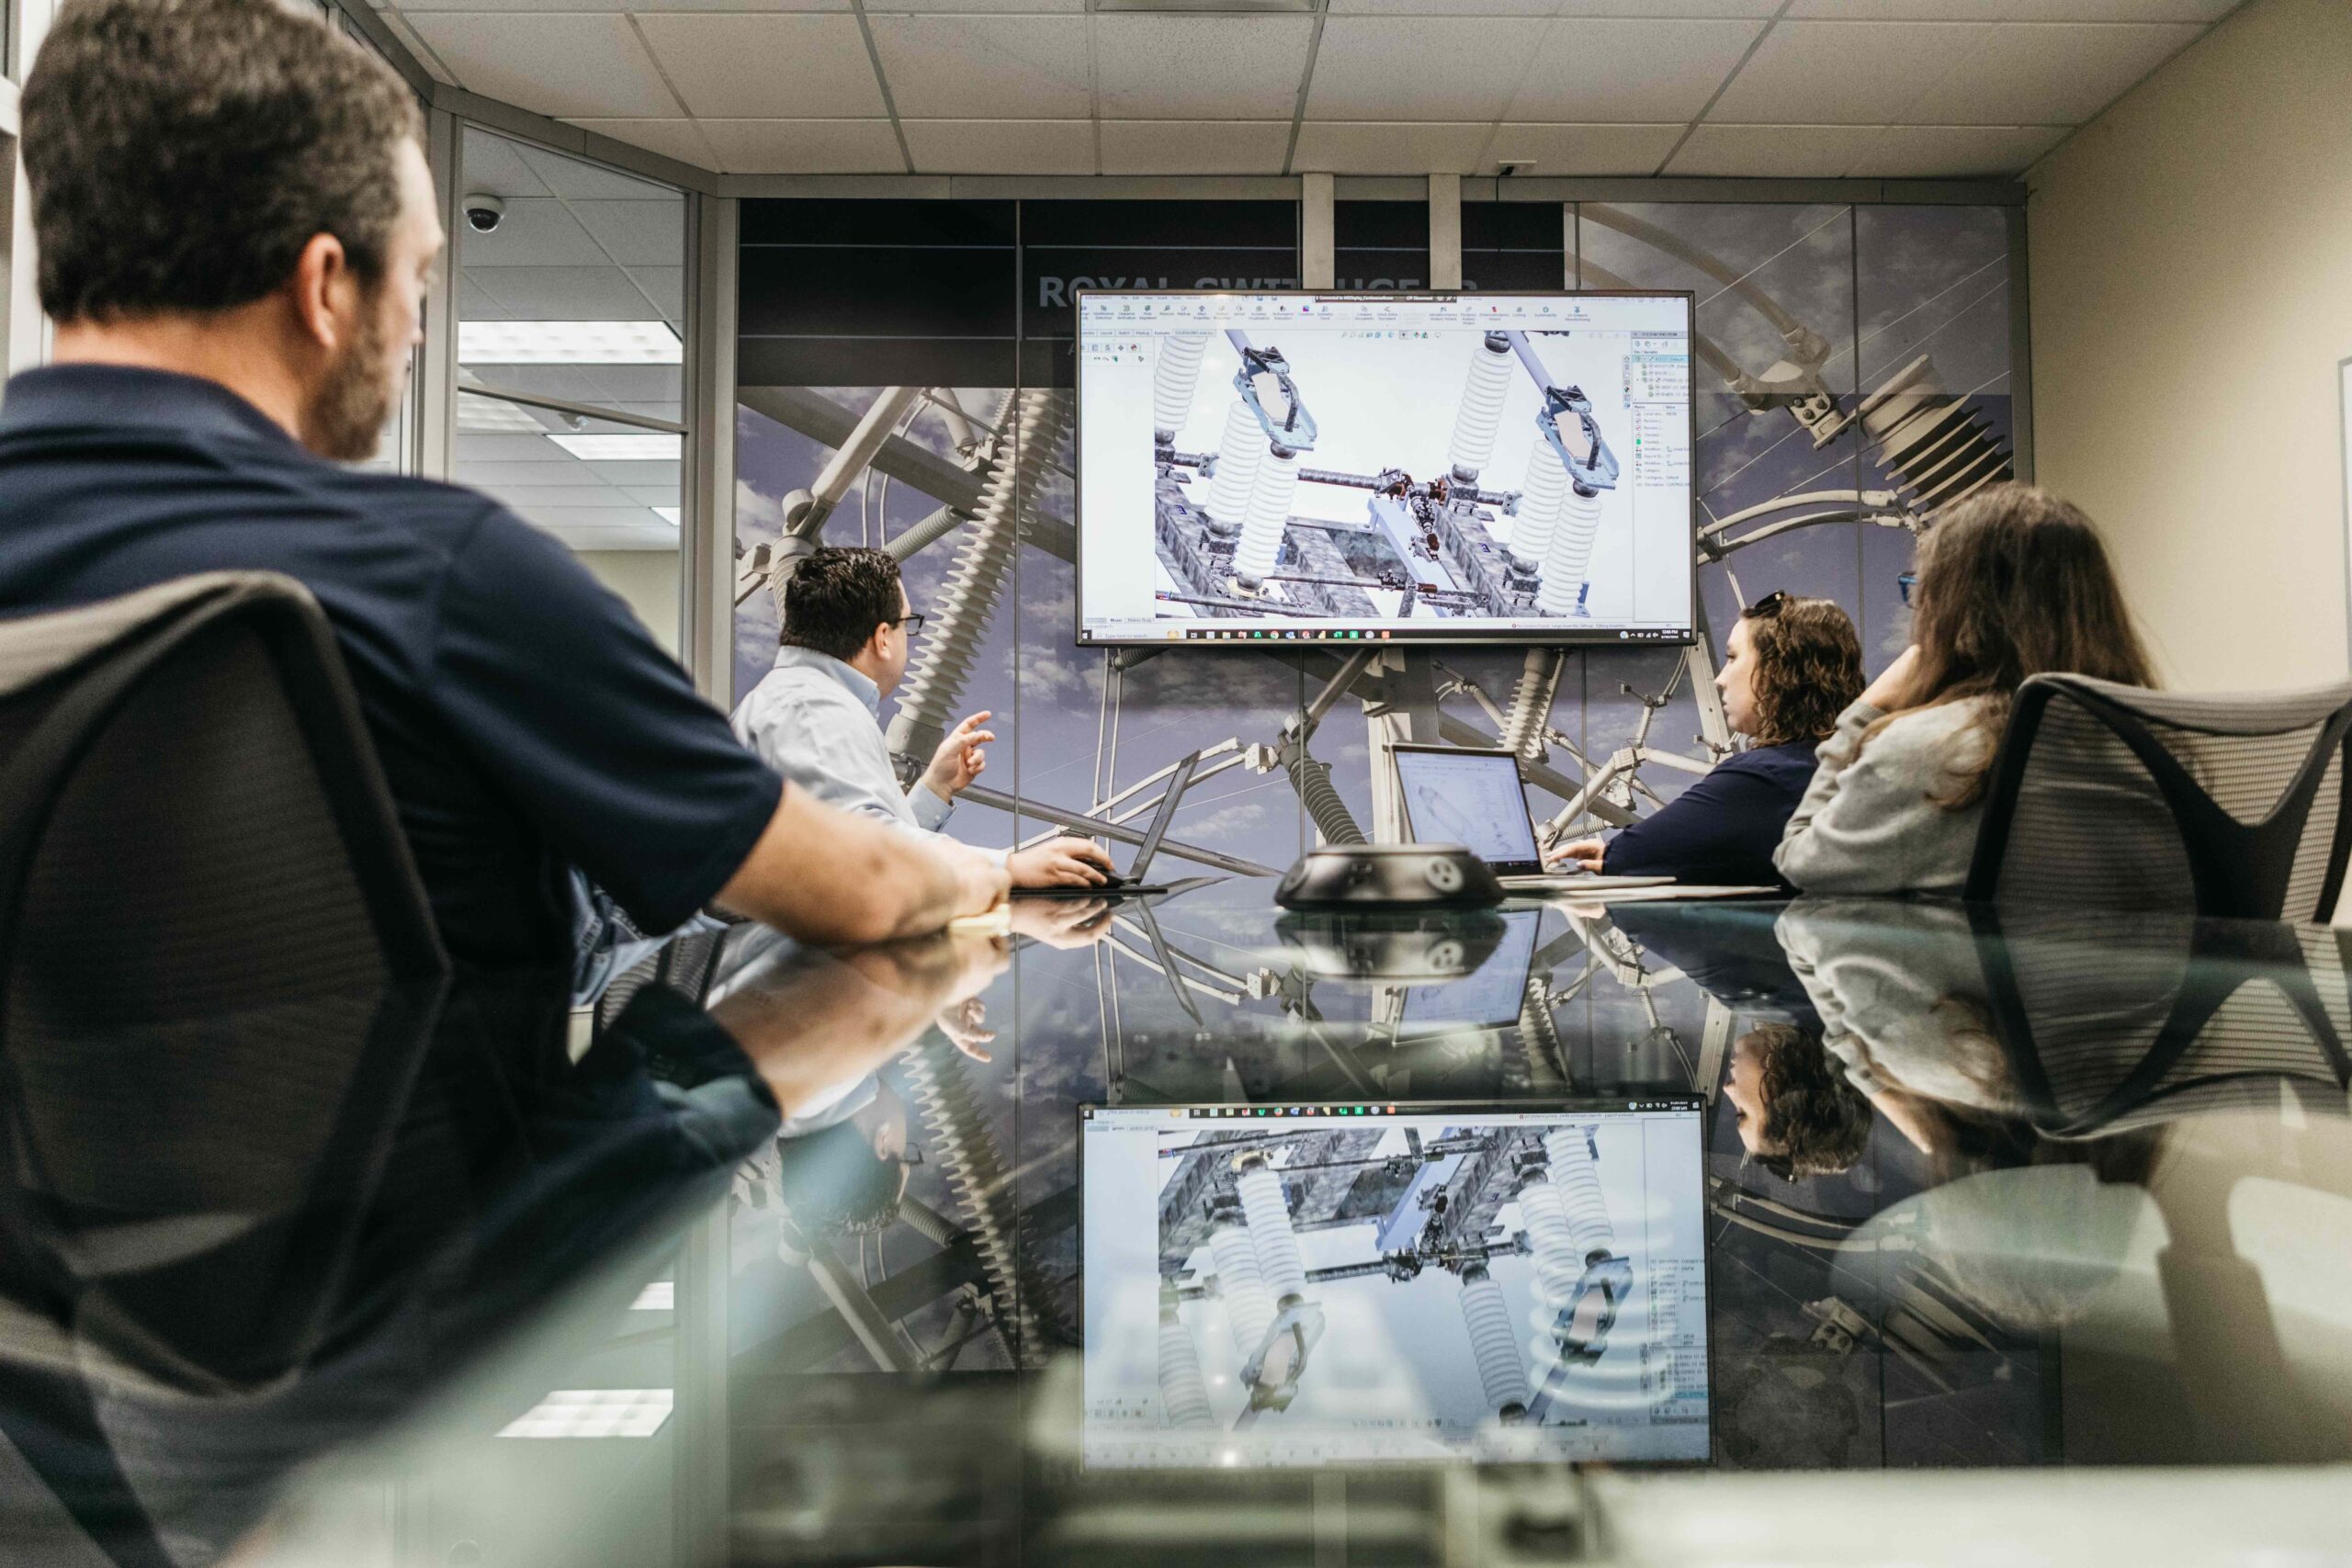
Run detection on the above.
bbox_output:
[630,1281,674,1311]
[498,1389,673,1438]
[548,433,682,461]
[651,506,683,525]
[460,321,682,366]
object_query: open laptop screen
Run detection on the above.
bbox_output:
[1079,1099,1710,1469]
[1393,746,1544,874]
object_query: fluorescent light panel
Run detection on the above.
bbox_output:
[651,506,682,525]
[630,1281,674,1311]
[547,433,682,461]
[498,1388,673,1439]
[460,321,682,366]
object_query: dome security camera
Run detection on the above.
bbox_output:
[463,194,505,234]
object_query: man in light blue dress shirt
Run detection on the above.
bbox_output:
[733,547,1115,892]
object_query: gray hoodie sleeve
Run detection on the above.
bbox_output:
[1771,697,1991,895]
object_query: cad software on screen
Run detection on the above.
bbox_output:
[1076,291,1694,646]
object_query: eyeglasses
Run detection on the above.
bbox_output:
[890,612,927,637]
[1896,571,1917,608]
[1743,591,1790,618]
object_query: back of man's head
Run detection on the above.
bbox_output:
[22,0,422,324]
[782,547,904,661]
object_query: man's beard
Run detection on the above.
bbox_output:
[300,297,398,463]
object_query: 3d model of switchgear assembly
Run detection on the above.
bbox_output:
[1148,330,1622,622]
[1153,1124,1648,1433]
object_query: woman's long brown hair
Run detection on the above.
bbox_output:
[1881,483,2155,807]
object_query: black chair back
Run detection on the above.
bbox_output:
[1966,672,2352,921]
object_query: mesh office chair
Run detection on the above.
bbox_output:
[1973,906,2352,1138]
[0,572,447,1389]
[1966,672,2352,922]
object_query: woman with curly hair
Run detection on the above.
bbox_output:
[1549,592,1865,887]
[1775,484,2155,895]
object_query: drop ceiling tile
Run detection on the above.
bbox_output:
[1849,122,2069,175]
[1323,0,1558,13]
[1096,16,1314,119]
[1505,19,1767,122]
[562,118,720,170]
[1708,20,1990,124]
[1305,17,1551,121]
[396,0,844,9]
[695,119,907,174]
[404,15,680,118]
[1552,0,1781,11]
[1292,121,1495,175]
[562,199,689,265]
[1906,21,2206,123]
[458,197,607,266]
[461,265,668,320]
[901,119,1096,174]
[376,7,458,80]
[516,143,678,197]
[864,0,1084,10]
[869,16,1092,119]
[459,128,554,196]
[634,14,885,118]
[1484,123,1686,175]
[457,275,511,321]
[1099,120,1291,175]
[1789,0,2228,17]
[1661,123,1886,176]
[626,266,685,323]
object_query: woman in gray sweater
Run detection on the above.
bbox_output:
[1774,485,2155,895]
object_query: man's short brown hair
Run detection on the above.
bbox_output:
[22,0,424,322]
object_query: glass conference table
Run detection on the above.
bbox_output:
[9,878,2352,1567]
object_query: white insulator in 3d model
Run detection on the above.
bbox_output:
[1447,336,1514,481]
[1519,1177,1584,1310]
[1534,487,1604,616]
[1510,437,1570,573]
[1204,400,1265,538]
[1159,1309,1215,1428]
[1234,445,1300,590]
[1152,333,1211,443]
[1459,1267,1530,1418]
[1208,1222,1275,1364]
[1544,1126,1614,1259]
[1238,1163,1309,1306]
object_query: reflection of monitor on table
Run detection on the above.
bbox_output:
[1399,908,1541,1032]
[1392,745,1544,874]
[1080,1098,1710,1470]
[1075,289,1696,648]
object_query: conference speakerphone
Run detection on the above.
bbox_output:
[1079,1097,1712,1470]
[1075,289,1697,649]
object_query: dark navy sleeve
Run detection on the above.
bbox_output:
[428,506,783,933]
[1600,752,1807,887]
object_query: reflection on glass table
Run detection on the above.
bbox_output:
[11,880,2352,1567]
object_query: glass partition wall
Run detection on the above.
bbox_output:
[452,126,690,655]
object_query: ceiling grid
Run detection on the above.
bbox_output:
[379,0,2233,180]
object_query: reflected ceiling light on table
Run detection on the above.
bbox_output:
[547,433,683,461]
[458,320,683,365]
[496,1388,673,1438]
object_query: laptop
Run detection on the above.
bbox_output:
[1390,743,1667,892]
[1076,1097,1712,1469]
[1012,756,1186,899]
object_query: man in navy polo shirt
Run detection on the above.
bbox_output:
[0,0,1005,968]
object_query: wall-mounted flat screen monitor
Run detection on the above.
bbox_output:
[1075,290,1695,647]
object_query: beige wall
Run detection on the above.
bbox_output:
[576,549,682,660]
[2026,0,2352,689]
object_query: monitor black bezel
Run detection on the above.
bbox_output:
[1070,287,1701,650]
[1389,740,1547,874]
[1071,1094,1718,1472]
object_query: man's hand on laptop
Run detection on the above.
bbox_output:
[922,710,995,802]
[1544,838,1607,874]
[944,835,1013,915]
[1008,838,1114,889]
